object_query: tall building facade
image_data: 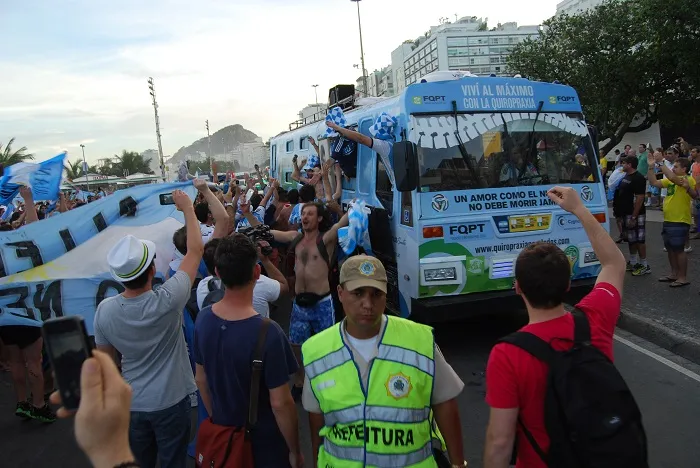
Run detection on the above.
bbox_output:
[556,0,606,16]
[390,16,539,93]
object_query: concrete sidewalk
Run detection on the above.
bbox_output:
[611,207,700,364]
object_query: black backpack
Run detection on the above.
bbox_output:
[201,278,225,309]
[499,308,648,468]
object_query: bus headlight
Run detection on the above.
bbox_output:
[423,267,457,282]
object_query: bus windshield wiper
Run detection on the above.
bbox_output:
[452,100,481,187]
[519,100,544,179]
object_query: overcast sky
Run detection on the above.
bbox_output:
[1,0,561,163]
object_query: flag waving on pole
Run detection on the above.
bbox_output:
[0,152,67,204]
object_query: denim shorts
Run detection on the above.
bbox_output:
[662,222,690,253]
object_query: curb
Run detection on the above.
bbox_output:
[617,309,700,365]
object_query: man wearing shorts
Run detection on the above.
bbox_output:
[647,154,697,287]
[272,202,348,398]
[617,156,650,275]
[0,325,56,422]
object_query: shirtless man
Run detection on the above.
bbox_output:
[272,202,348,396]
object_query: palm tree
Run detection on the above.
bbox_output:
[113,150,153,176]
[64,159,83,180]
[0,138,34,168]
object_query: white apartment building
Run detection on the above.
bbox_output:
[390,16,540,94]
[556,0,606,16]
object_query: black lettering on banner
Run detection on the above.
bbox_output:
[33,281,63,321]
[405,429,414,446]
[340,427,349,440]
[0,286,34,320]
[8,241,44,268]
[0,254,6,279]
[119,196,138,217]
[96,280,125,308]
[59,229,76,252]
[93,213,108,232]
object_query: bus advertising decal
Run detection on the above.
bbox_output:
[422,185,599,217]
[493,214,552,234]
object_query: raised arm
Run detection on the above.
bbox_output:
[321,161,333,202]
[173,190,204,286]
[547,186,625,293]
[19,187,39,225]
[323,212,349,245]
[194,179,231,238]
[645,153,663,188]
[271,229,299,244]
[326,121,372,148]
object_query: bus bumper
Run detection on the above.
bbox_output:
[410,277,597,323]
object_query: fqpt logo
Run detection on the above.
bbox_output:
[580,185,594,202]
[413,96,423,105]
[431,194,449,212]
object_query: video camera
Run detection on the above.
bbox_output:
[238,224,274,256]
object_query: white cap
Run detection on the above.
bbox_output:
[107,235,157,283]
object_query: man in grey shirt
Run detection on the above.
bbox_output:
[94,189,204,468]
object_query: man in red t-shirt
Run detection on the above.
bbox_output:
[483,186,626,468]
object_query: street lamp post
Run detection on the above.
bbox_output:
[350,0,368,97]
[147,77,167,182]
[80,144,90,192]
[312,84,319,105]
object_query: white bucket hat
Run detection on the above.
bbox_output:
[108,235,157,283]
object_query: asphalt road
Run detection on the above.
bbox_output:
[2,302,700,467]
[612,207,700,340]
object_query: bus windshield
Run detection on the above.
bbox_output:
[412,113,599,193]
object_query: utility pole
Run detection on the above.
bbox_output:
[147,77,166,182]
[351,0,368,97]
[80,144,90,192]
[312,84,319,105]
[205,120,213,179]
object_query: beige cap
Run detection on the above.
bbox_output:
[339,255,387,293]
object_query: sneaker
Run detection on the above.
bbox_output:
[28,404,56,423]
[686,245,693,253]
[632,265,651,276]
[15,401,31,419]
[626,262,635,272]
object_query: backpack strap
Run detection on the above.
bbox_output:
[498,332,557,366]
[288,233,304,252]
[572,307,591,344]
[499,332,555,465]
[316,233,330,267]
[247,318,271,430]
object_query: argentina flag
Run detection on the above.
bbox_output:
[0,181,197,332]
[0,152,66,205]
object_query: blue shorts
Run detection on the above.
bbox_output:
[662,222,690,252]
[289,294,335,345]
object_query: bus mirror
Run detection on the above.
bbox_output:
[393,141,419,192]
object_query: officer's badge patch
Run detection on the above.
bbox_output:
[359,261,375,276]
[386,372,412,400]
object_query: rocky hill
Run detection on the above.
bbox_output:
[170,124,259,162]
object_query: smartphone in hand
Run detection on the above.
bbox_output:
[42,317,93,410]
[159,193,175,205]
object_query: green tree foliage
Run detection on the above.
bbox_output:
[64,159,83,180]
[112,150,153,177]
[507,0,700,152]
[0,138,34,168]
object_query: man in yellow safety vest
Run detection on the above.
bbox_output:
[301,255,468,467]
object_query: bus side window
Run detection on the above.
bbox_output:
[377,158,394,216]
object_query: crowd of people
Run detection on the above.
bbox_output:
[608,139,700,287]
[1,119,650,468]
[46,182,635,468]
